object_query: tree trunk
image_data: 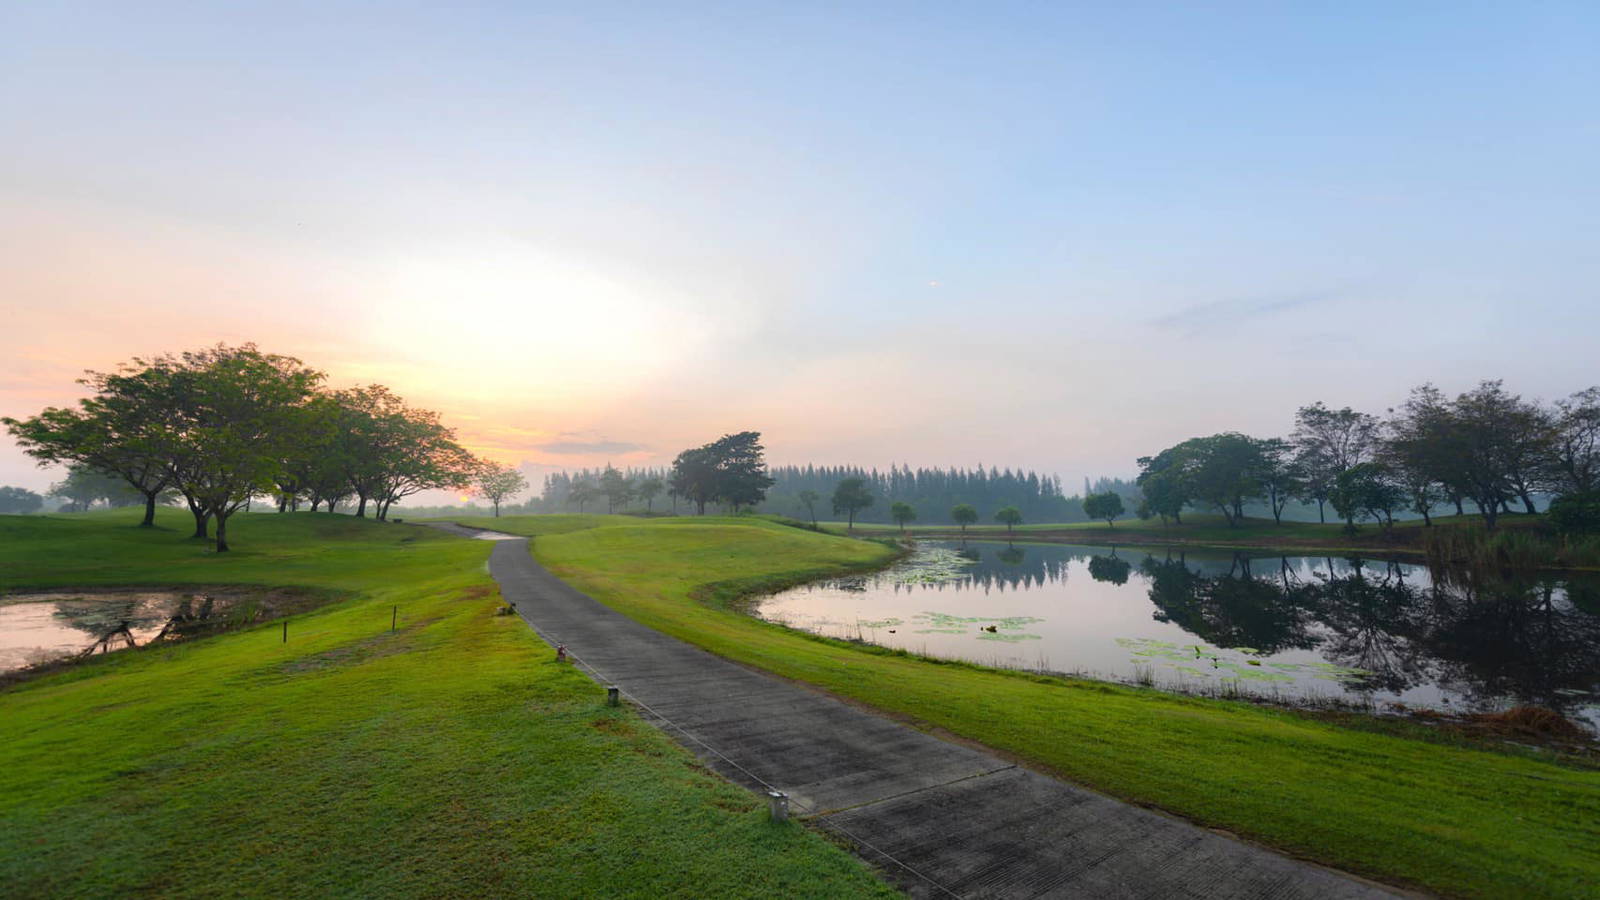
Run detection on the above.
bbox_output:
[278,495,288,513]
[1453,496,1465,516]
[140,491,158,528]
[1317,499,1326,523]
[189,503,210,539]
[1521,492,1538,514]
[1421,506,1432,526]
[356,495,368,517]
[214,511,230,553]
[1480,498,1499,530]
[493,500,501,517]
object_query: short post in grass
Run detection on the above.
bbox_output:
[767,791,789,822]
[606,685,620,707]
[391,606,397,632]
[282,620,288,643]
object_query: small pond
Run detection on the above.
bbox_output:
[755,541,1600,730]
[0,589,314,674]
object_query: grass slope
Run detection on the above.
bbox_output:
[452,514,1600,899]
[0,510,892,898]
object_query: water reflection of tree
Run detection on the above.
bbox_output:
[1140,554,1319,655]
[1418,568,1600,709]
[1302,559,1431,694]
[1137,553,1600,712]
[1087,553,1131,586]
[52,593,218,655]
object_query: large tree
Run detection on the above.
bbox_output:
[890,501,917,532]
[669,446,720,515]
[0,486,44,514]
[993,505,1023,536]
[669,431,775,514]
[599,465,633,513]
[157,345,324,551]
[1450,380,1553,528]
[4,363,180,527]
[567,480,598,513]
[1253,437,1301,525]
[1290,403,1378,523]
[48,464,139,512]
[1329,463,1404,531]
[473,462,528,517]
[831,477,874,530]
[333,385,476,520]
[1134,461,1187,525]
[636,476,665,512]
[797,489,820,526]
[1547,387,1600,497]
[950,503,978,533]
[1380,385,1455,526]
[1082,491,1125,527]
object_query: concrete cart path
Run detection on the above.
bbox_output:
[448,526,1394,899]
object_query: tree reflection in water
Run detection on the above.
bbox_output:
[1137,552,1600,714]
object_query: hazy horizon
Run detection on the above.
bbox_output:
[6,3,1598,500]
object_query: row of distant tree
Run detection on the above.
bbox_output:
[3,344,498,551]
[521,463,1131,524]
[1135,380,1600,531]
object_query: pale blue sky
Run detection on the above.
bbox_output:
[4,2,1598,491]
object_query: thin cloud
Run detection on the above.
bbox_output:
[1150,293,1337,336]
[535,440,647,455]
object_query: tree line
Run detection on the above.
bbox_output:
[4,344,488,551]
[1135,380,1600,532]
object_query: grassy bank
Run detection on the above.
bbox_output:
[446,514,1600,898]
[0,510,892,898]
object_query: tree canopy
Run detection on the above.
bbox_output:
[4,344,480,551]
[831,477,874,530]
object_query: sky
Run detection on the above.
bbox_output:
[4,2,1599,501]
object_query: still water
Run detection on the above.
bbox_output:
[755,541,1600,729]
[0,589,299,673]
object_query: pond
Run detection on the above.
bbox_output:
[754,541,1600,730]
[0,588,316,674]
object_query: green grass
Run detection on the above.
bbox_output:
[452,514,1600,899]
[0,510,893,898]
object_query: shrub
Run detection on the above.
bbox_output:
[1548,490,1600,535]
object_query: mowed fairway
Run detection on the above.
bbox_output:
[0,510,893,898]
[446,514,1600,899]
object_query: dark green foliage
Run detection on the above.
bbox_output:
[0,485,44,514]
[831,477,875,529]
[766,463,1081,524]
[7,344,479,547]
[889,501,916,531]
[669,431,775,515]
[950,503,978,532]
[46,464,145,512]
[600,464,633,513]
[1082,491,1125,527]
[1330,463,1405,531]
[993,505,1022,535]
[1086,554,1131,584]
[635,476,665,512]
[1549,490,1600,535]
